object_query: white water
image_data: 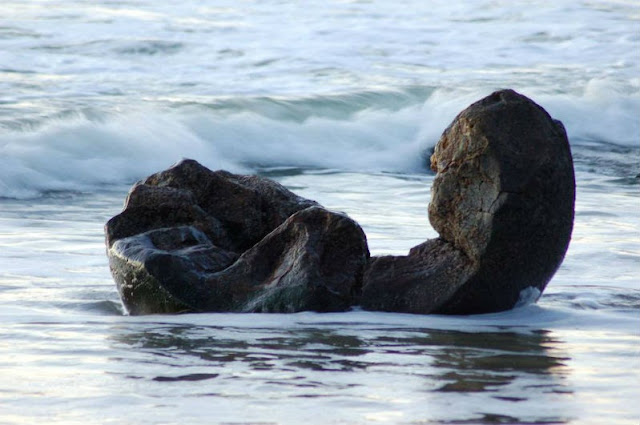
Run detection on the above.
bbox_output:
[1,1,639,424]
[2,81,639,199]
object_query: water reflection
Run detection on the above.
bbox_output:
[425,329,569,393]
[109,321,572,424]
[112,324,371,374]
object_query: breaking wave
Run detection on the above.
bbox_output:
[1,82,638,198]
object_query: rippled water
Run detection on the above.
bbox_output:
[1,162,638,424]
[1,1,639,424]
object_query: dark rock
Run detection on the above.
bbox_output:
[360,238,473,313]
[362,89,575,314]
[107,89,575,316]
[109,225,238,315]
[106,160,369,315]
[106,159,318,253]
[163,206,369,313]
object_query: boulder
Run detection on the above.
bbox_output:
[106,159,319,253]
[361,89,575,314]
[106,90,575,316]
[106,160,369,315]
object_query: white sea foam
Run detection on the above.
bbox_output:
[1,84,638,199]
[515,286,542,308]
[2,0,638,198]
[537,78,640,147]
[0,111,239,198]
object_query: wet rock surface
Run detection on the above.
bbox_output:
[106,160,369,315]
[362,89,575,314]
[106,90,575,316]
[360,238,474,313]
[109,225,238,315]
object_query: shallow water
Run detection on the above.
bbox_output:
[1,163,638,425]
[1,1,639,424]
[3,309,637,425]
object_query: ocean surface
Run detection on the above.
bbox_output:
[1,1,639,424]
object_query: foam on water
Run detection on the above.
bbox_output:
[2,0,638,198]
[1,82,638,199]
[0,111,238,198]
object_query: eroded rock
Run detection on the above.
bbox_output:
[106,160,369,315]
[360,238,474,313]
[106,90,575,316]
[362,89,575,314]
[109,225,238,315]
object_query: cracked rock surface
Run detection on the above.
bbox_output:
[361,89,575,314]
[105,90,575,316]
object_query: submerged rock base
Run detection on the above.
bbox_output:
[105,89,575,315]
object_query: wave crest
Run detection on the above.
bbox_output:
[1,83,637,198]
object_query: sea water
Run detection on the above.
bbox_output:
[0,1,638,424]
